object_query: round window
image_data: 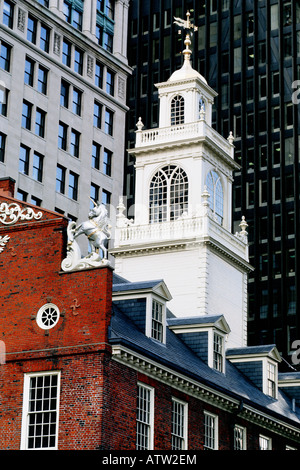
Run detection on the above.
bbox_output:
[36,303,60,330]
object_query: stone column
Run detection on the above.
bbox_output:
[113,0,129,62]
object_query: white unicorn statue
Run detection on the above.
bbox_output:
[61,200,111,272]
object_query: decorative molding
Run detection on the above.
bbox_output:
[53,32,61,55]
[0,202,42,226]
[0,235,10,253]
[17,8,25,32]
[112,344,300,442]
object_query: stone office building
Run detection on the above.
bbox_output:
[0,0,131,223]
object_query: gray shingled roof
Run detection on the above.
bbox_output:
[109,299,300,427]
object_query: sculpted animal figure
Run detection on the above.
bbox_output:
[71,202,111,259]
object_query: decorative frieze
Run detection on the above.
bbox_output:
[0,202,42,225]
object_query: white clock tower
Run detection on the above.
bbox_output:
[111,14,252,348]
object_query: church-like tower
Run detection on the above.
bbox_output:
[111,14,252,348]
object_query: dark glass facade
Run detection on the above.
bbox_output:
[126,0,300,367]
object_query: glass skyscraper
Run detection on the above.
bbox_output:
[126,0,300,366]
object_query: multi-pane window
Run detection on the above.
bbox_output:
[37,65,48,94]
[0,132,6,163]
[106,70,115,95]
[58,122,68,151]
[136,384,154,450]
[17,189,28,201]
[103,148,112,176]
[37,0,49,6]
[56,165,66,193]
[74,47,83,75]
[151,300,163,342]
[204,412,218,450]
[0,87,8,116]
[27,15,37,44]
[103,32,113,53]
[213,332,224,372]
[72,88,82,115]
[19,145,30,175]
[3,1,14,29]
[94,101,102,128]
[206,170,224,225]
[22,101,32,130]
[259,435,272,450]
[90,183,100,206]
[40,25,50,53]
[171,399,187,450]
[60,79,69,107]
[62,38,71,67]
[97,0,114,20]
[68,171,78,200]
[104,108,114,135]
[149,165,189,223]
[24,57,35,86]
[35,109,46,138]
[92,142,101,170]
[96,25,113,52]
[32,152,44,182]
[102,189,111,208]
[234,425,246,450]
[267,362,277,398]
[63,0,83,31]
[21,372,60,449]
[171,95,185,125]
[0,41,11,72]
[95,61,104,88]
[70,129,80,158]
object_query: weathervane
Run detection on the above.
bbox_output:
[173,10,198,35]
[173,11,198,62]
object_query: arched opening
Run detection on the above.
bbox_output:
[206,170,224,224]
[171,95,185,126]
[149,165,189,223]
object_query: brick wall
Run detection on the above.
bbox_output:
[0,188,114,450]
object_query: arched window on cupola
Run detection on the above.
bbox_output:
[171,95,185,125]
[149,165,189,223]
[206,170,224,225]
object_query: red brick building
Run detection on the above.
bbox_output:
[1,177,300,451]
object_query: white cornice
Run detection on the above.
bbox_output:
[111,344,300,441]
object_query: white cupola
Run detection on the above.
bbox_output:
[111,12,252,349]
[157,31,216,128]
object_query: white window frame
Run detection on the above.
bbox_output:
[259,434,272,450]
[233,425,247,450]
[171,398,188,450]
[207,329,226,373]
[204,411,218,450]
[21,371,61,450]
[213,331,225,372]
[265,360,278,399]
[146,294,166,344]
[136,382,154,450]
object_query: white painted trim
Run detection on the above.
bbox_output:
[20,371,61,450]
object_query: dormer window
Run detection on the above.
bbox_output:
[267,361,277,398]
[151,299,163,342]
[171,95,184,125]
[213,332,224,372]
[206,170,224,225]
